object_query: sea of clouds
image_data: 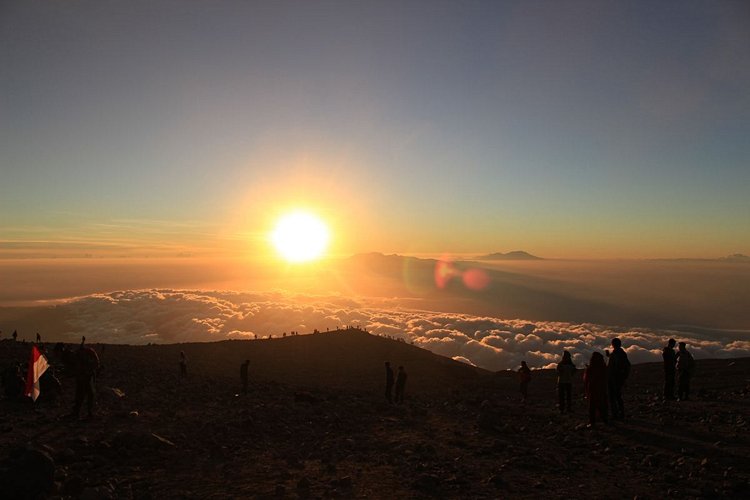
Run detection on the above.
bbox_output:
[61,289,750,371]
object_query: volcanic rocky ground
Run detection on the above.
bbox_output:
[1,330,749,499]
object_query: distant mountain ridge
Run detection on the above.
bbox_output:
[476,250,542,261]
[722,254,750,262]
[653,254,750,263]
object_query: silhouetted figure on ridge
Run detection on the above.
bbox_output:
[583,352,608,426]
[384,362,394,403]
[518,361,531,403]
[241,359,250,394]
[607,338,630,420]
[395,366,407,404]
[36,332,41,344]
[676,342,695,401]
[12,330,17,342]
[556,351,576,413]
[662,338,677,400]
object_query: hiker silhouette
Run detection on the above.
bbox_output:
[71,344,100,419]
[584,351,608,425]
[395,366,407,404]
[676,342,695,401]
[662,338,677,400]
[556,351,576,413]
[384,362,394,403]
[518,361,531,403]
[179,351,188,378]
[607,338,630,419]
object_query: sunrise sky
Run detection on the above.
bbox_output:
[2,1,749,260]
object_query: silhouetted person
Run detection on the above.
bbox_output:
[395,366,407,404]
[607,338,630,419]
[71,345,99,419]
[36,332,41,343]
[676,342,695,401]
[556,351,576,413]
[12,330,17,342]
[384,362,394,403]
[241,359,250,393]
[518,361,531,403]
[584,352,608,426]
[662,338,677,400]
[179,351,188,378]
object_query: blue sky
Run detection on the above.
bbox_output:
[1,0,748,258]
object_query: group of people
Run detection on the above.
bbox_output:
[1,336,99,419]
[6,329,698,427]
[518,337,696,426]
[384,362,408,404]
[662,339,695,401]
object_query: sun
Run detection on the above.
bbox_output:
[271,211,331,263]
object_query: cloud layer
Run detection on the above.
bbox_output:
[61,289,750,371]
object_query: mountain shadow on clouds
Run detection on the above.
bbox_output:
[341,253,667,328]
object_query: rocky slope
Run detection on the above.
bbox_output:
[1,331,749,499]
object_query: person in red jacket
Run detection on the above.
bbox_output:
[583,351,608,426]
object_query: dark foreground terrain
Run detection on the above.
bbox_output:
[1,330,749,499]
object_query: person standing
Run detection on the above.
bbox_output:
[556,351,577,413]
[384,362,394,403]
[583,352,608,426]
[179,351,188,379]
[71,344,99,419]
[676,342,695,401]
[662,338,677,400]
[240,359,250,394]
[395,366,407,404]
[518,361,532,403]
[607,338,630,420]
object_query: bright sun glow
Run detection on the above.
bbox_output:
[271,211,330,263]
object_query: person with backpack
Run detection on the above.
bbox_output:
[662,338,677,401]
[607,338,630,420]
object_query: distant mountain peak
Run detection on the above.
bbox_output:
[723,253,750,262]
[476,250,542,261]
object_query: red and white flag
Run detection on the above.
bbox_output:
[25,345,49,402]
